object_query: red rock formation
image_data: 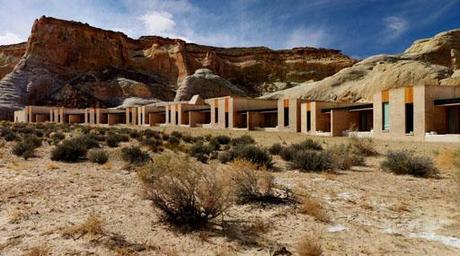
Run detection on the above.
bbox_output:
[0,16,355,120]
[0,42,27,79]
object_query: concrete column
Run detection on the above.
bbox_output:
[389,87,406,137]
[277,99,284,129]
[247,112,264,130]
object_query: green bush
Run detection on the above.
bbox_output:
[142,138,163,152]
[87,149,109,164]
[167,136,181,145]
[23,134,42,148]
[210,135,231,146]
[287,150,333,172]
[12,141,37,159]
[181,134,195,144]
[268,143,283,155]
[381,150,438,178]
[232,145,273,168]
[280,139,323,161]
[51,138,88,162]
[230,135,255,146]
[171,131,183,139]
[121,146,150,165]
[105,132,128,148]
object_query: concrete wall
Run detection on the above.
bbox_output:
[125,107,138,125]
[277,98,301,132]
[247,112,264,130]
[330,110,359,136]
[67,114,84,124]
[108,113,125,125]
[189,111,207,127]
[148,112,165,126]
[14,110,26,123]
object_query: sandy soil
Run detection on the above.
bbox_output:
[0,126,459,255]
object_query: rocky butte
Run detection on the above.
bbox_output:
[0,16,355,120]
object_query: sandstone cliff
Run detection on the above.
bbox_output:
[0,16,355,119]
[0,43,26,79]
[263,29,460,102]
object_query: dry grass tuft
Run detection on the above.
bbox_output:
[247,217,271,235]
[46,163,59,170]
[62,213,104,239]
[23,245,50,256]
[297,233,323,256]
[9,208,29,224]
[297,194,330,223]
[435,149,456,173]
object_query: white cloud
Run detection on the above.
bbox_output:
[0,32,23,45]
[138,11,176,36]
[284,27,330,48]
[383,16,408,40]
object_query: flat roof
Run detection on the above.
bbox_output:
[237,108,277,114]
[321,103,373,113]
[434,98,460,106]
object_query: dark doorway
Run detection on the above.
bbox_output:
[225,112,229,128]
[359,110,373,131]
[168,110,171,123]
[215,108,219,124]
[284,107,289,127]
[448,107,460,134]
[175,111,179,125]
[306,111,311,132]
[405,104,414,134]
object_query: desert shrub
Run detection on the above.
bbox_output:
[298,194,330,223]
[231,165,293,204]
[121,146,150,165]
[280,141,322,162]
[139,154,233,229]
[87,149,109,165]
[105,132,128,147]
[189,141,213,163]
[23,134,42,148]
[230,135,255,146]
[381,150,438,178]
[181,134,195,143]
[142,137,163,152]
[51,137,88,162]
[167,135,181,145]
[12,141,37,159]
[268,143,283,155]
[171,131,183,138]
[210,135,231,146]
[218,151,235,164]
[298,139,323,151]
[162,133,170,141]
[62,213,104,239]
[80,134,100,149]
[1,127,17,141]
[50,132,65,144]
[328,144,365,170]
[297,233,323,256]
[287,150,333,172]
[349,136,378,156]
[24,245,50,256]
[129,130,140,139]
[231,144,273,168]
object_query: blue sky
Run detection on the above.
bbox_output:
[0,0,459,58]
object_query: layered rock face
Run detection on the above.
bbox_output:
[0,16,355,119]
[0,43,26,79]
[175,69,246,101]
[264,29,460,102]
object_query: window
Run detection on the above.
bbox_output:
[225,112,229,128]
[382,102,390,130]
[175,111,179,125]
[168,110,171,123]
[214,108,219,124]
[405,103,414,134]
[284,107,289,127]
[306,111,311,132]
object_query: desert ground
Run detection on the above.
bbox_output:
[0,123,459,256]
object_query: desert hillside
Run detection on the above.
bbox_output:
[263,29,460,102]
[0,16,355,120]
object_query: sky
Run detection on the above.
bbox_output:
[0,0,459,58]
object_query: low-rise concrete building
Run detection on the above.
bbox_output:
[137,103,167,126]
[14,106,52,123]
[204,96,277,130]
[373,85,460,142]
[163,95,210,127]
[85,108,126,125]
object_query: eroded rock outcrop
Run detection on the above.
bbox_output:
[0,16,355,119]
[0,43,26,79]
[174,69,245,101]
[264,29,460,102]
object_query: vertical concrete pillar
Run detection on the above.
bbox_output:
[389,87,406,137]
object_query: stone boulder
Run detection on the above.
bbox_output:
[174,69,246,101]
